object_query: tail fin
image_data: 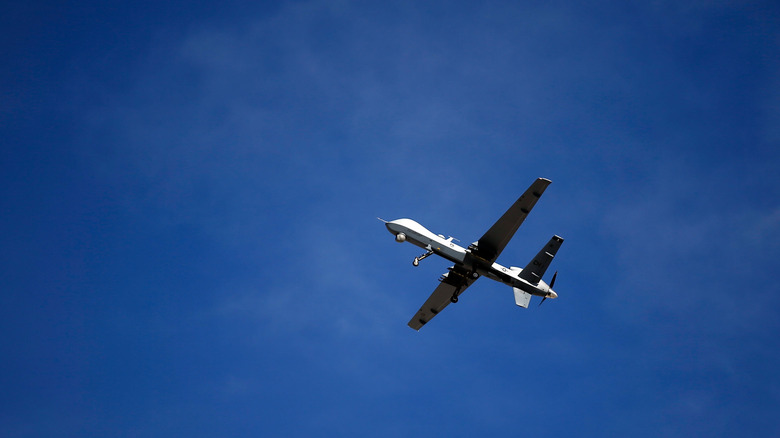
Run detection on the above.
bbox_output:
[513,288,532,308]
[518,235,564,285]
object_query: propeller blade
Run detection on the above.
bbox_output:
[539,271,557,307]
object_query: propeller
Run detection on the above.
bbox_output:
[538,271,558,307]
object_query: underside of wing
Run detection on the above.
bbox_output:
[473,178,551,264]
[408,266,476,331]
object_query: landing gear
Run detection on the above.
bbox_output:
[450,286,462,303]
[412,249,434,267]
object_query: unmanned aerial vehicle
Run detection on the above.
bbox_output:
[381,178,563,330]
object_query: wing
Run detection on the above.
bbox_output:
[473,178,552,263]
[518,235,564,284]
[408,266,477,331]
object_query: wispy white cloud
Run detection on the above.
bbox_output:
[597,158,780,339]
[216,219,410,340]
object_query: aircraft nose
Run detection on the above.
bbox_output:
[549,290,558,299]
[386,221,405,237]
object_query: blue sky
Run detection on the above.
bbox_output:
[2,1,779,436]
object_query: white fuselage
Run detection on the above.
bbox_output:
[385,218,556,299]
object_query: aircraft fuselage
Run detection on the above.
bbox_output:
[385,218,556,299]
